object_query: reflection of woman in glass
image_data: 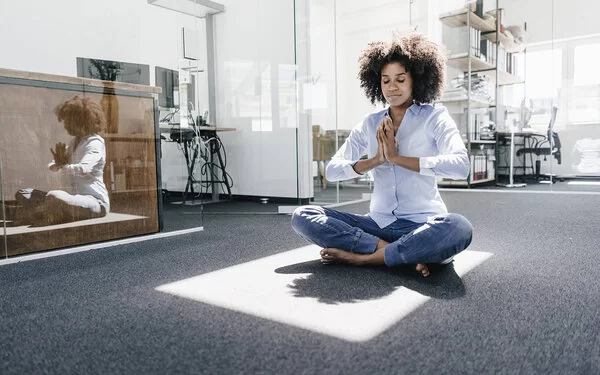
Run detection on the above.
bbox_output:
[291,32,473,277]
[15,95,110,226]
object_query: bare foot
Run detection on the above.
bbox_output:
[320,246,386,266]
[320,248,364,265]
[415,263,430,277]
[319,247,429,277]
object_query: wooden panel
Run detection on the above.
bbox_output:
[0,73,160,256]
[0,68,161,93]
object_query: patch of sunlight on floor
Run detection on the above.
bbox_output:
[156,246,492,342]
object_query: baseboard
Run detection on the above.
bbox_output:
[162,190,310,205]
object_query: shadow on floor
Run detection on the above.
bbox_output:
[275,260,465,304]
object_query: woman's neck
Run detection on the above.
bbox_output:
[388,101,413,128]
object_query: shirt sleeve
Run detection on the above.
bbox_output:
[63,138,105,176]
[325,117,369,181]
[419,108,470,179]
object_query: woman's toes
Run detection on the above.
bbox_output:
[320,248,332,261]
[416,263,430,277]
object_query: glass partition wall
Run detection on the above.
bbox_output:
[149,1,212,230]
[305,0,600,198]
[436,0,600,193]
[0,0,205,258]
[207,0,304,215]
[3,0,600,259]
[300,0,415,205]
[492,0,600,193]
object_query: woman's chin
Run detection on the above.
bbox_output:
[387,98,409,107]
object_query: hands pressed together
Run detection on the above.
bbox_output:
[350,115,419,175]
[375,116,399,165]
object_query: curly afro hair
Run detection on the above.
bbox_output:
[55,95,106,136]
[357,32,447,105]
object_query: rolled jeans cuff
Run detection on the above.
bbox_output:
[352,229,380,254]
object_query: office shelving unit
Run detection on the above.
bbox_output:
[437,1,525,187]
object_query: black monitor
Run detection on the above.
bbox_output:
[155,66,178,109]
[155,66,196,110]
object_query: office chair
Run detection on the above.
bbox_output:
[516,106,562,182]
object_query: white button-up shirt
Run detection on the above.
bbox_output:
[50,134,110,213]
[326,103,469,228]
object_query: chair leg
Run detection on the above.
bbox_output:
[321,161,327,190]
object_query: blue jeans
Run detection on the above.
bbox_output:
[291,205,473,266]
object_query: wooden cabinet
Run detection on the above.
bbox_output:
[0,68,161,256]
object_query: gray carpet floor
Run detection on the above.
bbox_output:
[1,191,599,374]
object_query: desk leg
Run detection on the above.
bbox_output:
[214,144,231,197]
[496,131,526,188]
[321,161,326,190]
[182,141,192,203]
[183,141,199,204]
[210,144,219,202]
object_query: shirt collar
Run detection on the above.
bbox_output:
[386,102,422,117]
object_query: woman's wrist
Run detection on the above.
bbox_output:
[387,154,421,173]
[353,157,381,174]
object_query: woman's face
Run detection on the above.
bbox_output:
[381,62,413,108]
[63,118,81,137]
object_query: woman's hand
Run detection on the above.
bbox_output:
[375,125,387,165]
[50,142,71,167]
[379,117,398,161]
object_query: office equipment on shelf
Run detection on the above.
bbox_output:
[515,106,561,183]
[438,2,527,188]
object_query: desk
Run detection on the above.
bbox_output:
[496,130,545,179]
[161,124,235,203]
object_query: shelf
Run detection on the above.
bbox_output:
[438,179,468,186]
[439,96,495,108]
[470,177,496,184]
[448,54,495,72]
[440,6,524,191]
[438,177,495,187]
[502,105,521,114]
[469,140,496,144]
[439,9,495,32]
[497,70,525,85]
[481,30,525,53]
[447,54,524,85]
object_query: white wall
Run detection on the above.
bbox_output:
[0,0,204,79]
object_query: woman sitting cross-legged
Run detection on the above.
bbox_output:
[291,32,473,277]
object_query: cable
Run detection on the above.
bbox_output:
[180,134,234,199]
